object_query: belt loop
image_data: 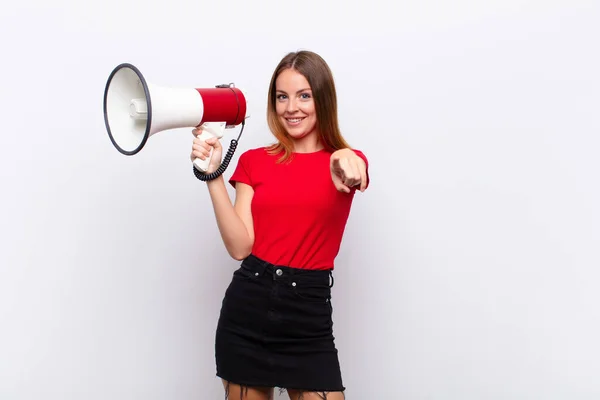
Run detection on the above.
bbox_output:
[329,271,334,288]
[247,254,267,276]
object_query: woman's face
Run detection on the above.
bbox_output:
[275,68,318,141]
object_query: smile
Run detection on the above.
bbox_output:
[286,118,305,123]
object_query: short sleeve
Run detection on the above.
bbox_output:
[352,149,370,189]
[229,150,253,189]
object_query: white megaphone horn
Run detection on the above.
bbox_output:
[102,63,249,180]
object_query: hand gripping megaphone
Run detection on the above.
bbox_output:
[103,63,249,181]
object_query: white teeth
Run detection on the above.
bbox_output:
[287,118,303,122]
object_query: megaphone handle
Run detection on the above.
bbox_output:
[193,130,215,172]
[193,124,224,172]
[192,119,245,182]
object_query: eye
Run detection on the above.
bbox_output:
[276,94,287,101]
[300,93,312,100]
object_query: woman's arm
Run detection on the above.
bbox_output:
[191,127,254,261]
[205,176,254,260]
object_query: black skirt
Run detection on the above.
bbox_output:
[215,254,345,392]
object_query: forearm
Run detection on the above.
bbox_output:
[206,176,253,260]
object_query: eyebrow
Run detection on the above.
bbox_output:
[276,88,312,94]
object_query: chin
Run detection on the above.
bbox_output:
[286,130,309,139]
[286,129,317,141]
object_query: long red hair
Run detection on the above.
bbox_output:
[266,51,351,162]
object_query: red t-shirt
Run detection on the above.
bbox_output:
[229,147,369,270]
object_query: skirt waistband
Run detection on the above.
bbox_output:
[242,254,334,287]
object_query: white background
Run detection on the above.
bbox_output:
[1,0,599,399]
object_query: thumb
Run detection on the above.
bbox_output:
[333,180,351,194]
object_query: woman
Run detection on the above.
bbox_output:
[191,50,369,400]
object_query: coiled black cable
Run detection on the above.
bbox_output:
[192,119,245,182]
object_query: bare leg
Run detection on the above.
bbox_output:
[287,389,345,400]
[222,379,274,400]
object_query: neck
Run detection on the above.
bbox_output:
[291,132,323,154]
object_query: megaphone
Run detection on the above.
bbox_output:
[103,63,249,180]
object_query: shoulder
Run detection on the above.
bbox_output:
[229,147,268,188]
[350,148,367,159]
[237,146,270,161]
[233,147,263,169]
[349,148,369,167]
[229,147,273,186]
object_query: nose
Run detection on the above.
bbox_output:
[286,98,298,113]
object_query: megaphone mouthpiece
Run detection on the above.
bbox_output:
[129,98,148,119]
